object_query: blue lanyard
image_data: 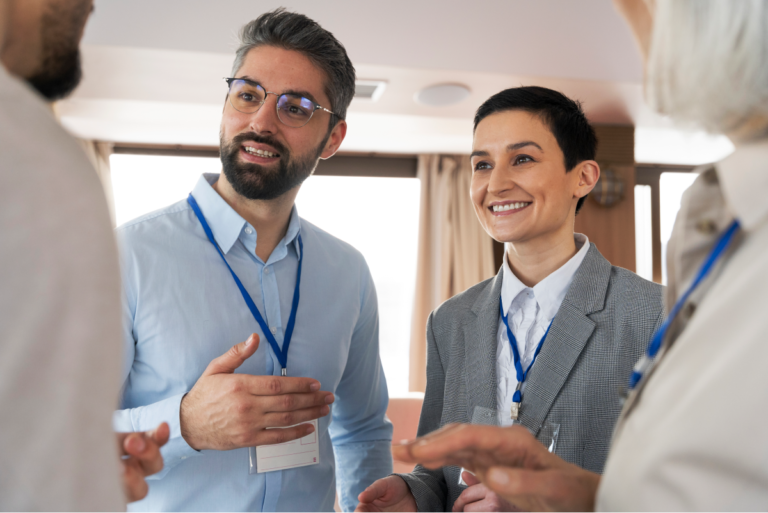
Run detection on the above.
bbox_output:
[500,299,553,407]
[629,219,741,390]
[187,194,303,376]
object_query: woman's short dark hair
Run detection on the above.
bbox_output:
[474,86,597,214]
[232,9,356,127]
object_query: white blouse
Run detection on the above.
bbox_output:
[495,234,589,426]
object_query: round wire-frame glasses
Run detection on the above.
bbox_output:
[224,77,336,128]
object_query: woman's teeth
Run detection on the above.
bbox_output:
[244,146,278,158]
[492,202,531,212]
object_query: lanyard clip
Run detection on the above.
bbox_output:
[281,368,287,377]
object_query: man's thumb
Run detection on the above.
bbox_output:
[202,333,260,376]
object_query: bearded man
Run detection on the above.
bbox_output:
[112,9,393,512]
[0,0,166,508]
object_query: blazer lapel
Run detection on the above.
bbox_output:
[518,244,612,435]
[464,267,504,422]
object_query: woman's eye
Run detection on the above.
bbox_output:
[514,155,534,165]
[473,161,491,172]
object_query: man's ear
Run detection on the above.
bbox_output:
[574,160,600,200]
[320,119,347,160]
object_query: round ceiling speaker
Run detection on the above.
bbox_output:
[415,83,471,106]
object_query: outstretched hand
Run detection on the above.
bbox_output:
[393,424,600,512]
[118,422,170,502]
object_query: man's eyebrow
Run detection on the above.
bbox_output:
[507,141,543,152]
[235,76,319,104]
[470,150,489,159]
[284,89,319,104]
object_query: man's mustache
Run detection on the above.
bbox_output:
[230,132,289,156]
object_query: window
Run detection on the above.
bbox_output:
[109,154,419,397]
[634,184,653,282]
[659,172,698,284]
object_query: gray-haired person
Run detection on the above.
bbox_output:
[113,10,392,511]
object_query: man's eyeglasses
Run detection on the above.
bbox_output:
[224,77,336,128]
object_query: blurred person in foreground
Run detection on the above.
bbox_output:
[113,9,392,512]
[393,0,768,510]
[0,0,167,509]
[357,86,664,512]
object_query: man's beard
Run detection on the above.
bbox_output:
[220,132,327,201]
[26,1,90,101]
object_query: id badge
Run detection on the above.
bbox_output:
[248,419,320,474]
[458,406,560,486]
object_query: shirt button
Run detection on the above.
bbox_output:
[270,327,277,334]
[244,227,253,234]
[264,267,270,274]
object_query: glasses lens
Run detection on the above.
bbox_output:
[229,80,265,113]
[277,94,315,127]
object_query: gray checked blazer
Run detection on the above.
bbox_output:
[398,244,664,511]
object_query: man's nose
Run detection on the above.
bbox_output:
[248,94,281,134]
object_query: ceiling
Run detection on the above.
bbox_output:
[57,0,734,164]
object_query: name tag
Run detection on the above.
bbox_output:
[255,420,320,473]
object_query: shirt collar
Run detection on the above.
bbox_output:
[501,233,590,321]
[716,138,768,232]
[191,173,302,256]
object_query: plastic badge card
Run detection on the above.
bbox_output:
[249,419,320,474]
[458,406,560,486]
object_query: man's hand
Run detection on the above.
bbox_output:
[118,422,170,503]
[355,475,417,512]
[179,333,335,451]
[453,471,517,512]
[393,424,600,512]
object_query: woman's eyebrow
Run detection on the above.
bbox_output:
[507,141,543,152]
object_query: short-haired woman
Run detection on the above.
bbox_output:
[356,86,664,512]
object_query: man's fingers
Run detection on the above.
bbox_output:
[453,483,488,512]
[264,404,331,427]
[263,390,334,413]
[149,422,170,447]
[483,465,600,512]
[396,424,534,468]
[123,432,146,456]
[358,478,389,503]
[243,374,323,396]
[122,460,149,503]
[202,334,260,377]
[392,423,465,462]
[253,422,315,446]
[122,431,164,477]
[462,470,481,486]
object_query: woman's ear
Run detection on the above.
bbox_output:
[574,160,600,201]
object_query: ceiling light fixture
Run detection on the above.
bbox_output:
[415,83,471,107]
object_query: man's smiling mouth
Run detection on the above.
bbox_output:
[243,145,280,158]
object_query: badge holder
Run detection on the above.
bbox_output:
[458,406,560,486]
[248,419,320,474]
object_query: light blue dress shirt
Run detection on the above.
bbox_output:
[113,174,393,511]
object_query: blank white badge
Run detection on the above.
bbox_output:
[253,419,320,473]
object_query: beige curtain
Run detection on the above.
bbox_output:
[409,154,496,392]
[80,140,115,226]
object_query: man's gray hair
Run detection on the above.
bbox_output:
[231,9,356,125]
[647,0,768,140]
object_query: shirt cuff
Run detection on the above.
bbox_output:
[113,392,200,478]
[333,440,393,512]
